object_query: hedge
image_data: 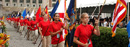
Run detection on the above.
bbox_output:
[73,27,128,47]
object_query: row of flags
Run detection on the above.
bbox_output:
[15,1,76,47]
[21,6,41,20]
[18,0,76,47]
[21,5,51,20]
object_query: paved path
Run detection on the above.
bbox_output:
[5,21,41,47]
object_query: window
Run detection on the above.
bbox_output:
[5,0,10,2]
[39,0,42,3]
[52,0,56,2]
[33,5,35,7]
[6,3,8,6]
[20,0,24,3]
[52,3,56,7]
[32,0,36,3]
[27,4,29,7]
[13,0,17,2]
[21,4,22,6]
[14,4,16,6]
[26,0,30,3]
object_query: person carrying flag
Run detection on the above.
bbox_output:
[30,16,39,42]
[49,13,68,47]
[73,13,100,47]
[16,16,20,32]
[38,11,45,22]
[23,16,28,36]
[10,16,13,25]
[14,16,17,27]
[9,15,12,24]
[12,16,15,27]
[26,17,32,40]
[7,16,11,24]
[38,14,51,47]
[19,17,24,35]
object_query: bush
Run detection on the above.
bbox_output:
[73,27,129,47]
[92,27,128,47]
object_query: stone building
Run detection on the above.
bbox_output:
[0,0,57,16]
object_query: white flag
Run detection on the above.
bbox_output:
[30,10,35,18]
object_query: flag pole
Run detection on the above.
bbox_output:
[74,0,77,17]
[97,0,106,19]
[128,0,129,23]
[80,4,82,17]
[92,0,106,32]
[91,7,97,16]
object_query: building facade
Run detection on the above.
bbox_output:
[0,0,3,16]
[0,0,57,16]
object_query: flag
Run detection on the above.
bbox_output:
[2,16,4,20]
[11,14,14,18]
[8,16,9,18]
[50,0,60,18]
[66,0,76,47]
[111,0,127,37]
[69,9,76,32]
[26,11,30,18]
[67,9,76,47]
[67,0,75,18]
[30,9,35,18]
[16,12,20,17]
[36,6,41,20]
[127,21,130,47]
[44,6,51,19]
[50,0,68,39]
[22,9,26,18]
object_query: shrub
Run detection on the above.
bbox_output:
[92,27,128,47]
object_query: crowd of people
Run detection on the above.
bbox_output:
[6,11,69,47]
[75,16,127,28]
[5,11,101,47]
[5,10,127,47]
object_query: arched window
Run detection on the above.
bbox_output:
[6,3,8,6]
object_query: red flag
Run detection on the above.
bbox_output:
[44,6,51,19]
[36,6,41,21]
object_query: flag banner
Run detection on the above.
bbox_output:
[66,0,76,47]
[22,9,26,19]
[44,6,51,19]
[2,16,4,20]
[26,11,30,18]
[16,12,19,17]
[30,9,35,18]
[111,0,127,37]
[36,6,41,21]
[50,0,60,18]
